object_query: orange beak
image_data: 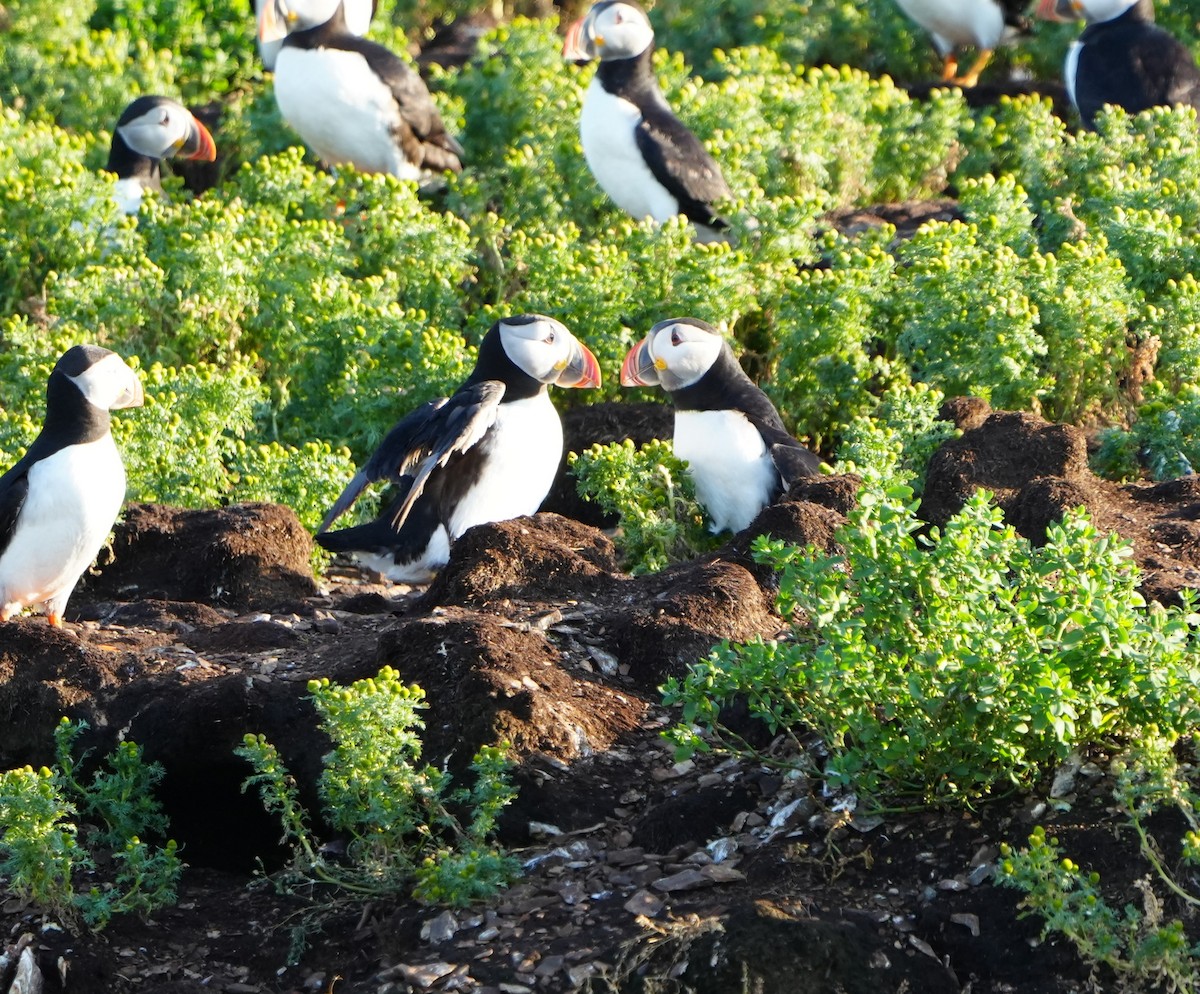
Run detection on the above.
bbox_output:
[180,115,217,162]
[620,337,659,387]
[258,0,289,43]
[1035,0,1081,21]
[562,15,594,62]
[555,339,602,389]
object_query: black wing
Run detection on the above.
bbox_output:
[318,382,505,534]
[736,394,823,488]
[1078,24,1200,125]
[344,36,465,172]
[635,102,732,232]
[0,455,32,561]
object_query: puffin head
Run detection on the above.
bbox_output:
[563,0,655,63]
[113,96,217,164]
[493,315,603,389]
[1035,0,1141,23]
[620,318,725,394]
[54,346,145,412]
[259,0,344,41]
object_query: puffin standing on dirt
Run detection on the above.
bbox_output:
[255,0,376,71]
[106,96,218,214]
[893,0,1032,86]
[562,0,733,242]
[1037,0,1200,127]
[316,315,602,582]
[259,0,464,181]
[0,346,144,627]
[620,318,821,534]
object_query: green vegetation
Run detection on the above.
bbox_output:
[665,486,1200,803]
[0,718,181,929]
[570,438,717,572]
[237,667,519,961]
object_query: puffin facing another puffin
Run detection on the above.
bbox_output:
[894,0,1032,86]
[562,0,733,242]
[0,346,144,628]
[259,0,464,182]
[1037,0,1200,128]
[106,96,217,215]
[316,315,601,583]
[621,318,820,534]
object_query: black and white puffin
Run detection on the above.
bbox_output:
[894,0,1032,86]
[1037,0,1200,128]
[316,315,601,582]
[259,0,463,181]
[562,0,733,242]
[106,96,217,215]
[0,346,144,627]
[255,0,376,71]
[620,318,820,534]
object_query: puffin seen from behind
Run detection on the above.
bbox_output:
[255,0,376,71]
[259,0,464,182]
[0,346,144,627]
[621,318,821,534]
[107,96,217,215]
[1037,0,1200,128]
[562,0,733,242]
[316,315,602,582]
[893,0,1032,86]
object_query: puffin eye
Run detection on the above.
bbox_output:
[670,328,682,347]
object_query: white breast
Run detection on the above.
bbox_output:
[895,0,1005,50]
[673,410,778,534]
[579,78,681,224]
[273,47,421,180]
[0,438,126,618]
[446,393,563,539]
[1064,40,1083,112]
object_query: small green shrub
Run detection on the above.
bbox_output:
[665,485,1200,804]
[1092,385,1200,482]
[570,438,716,573]
[0,718,181,930]
[237,667,519,961]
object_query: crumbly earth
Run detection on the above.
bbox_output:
[1,398,1199,994]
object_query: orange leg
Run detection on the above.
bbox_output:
[940,53,959,82]
[47,612,63,628]
[952,49,994,88]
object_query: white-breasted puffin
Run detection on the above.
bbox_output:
[1037,0,1200,128]
[255,0,376,71]
[106,96,218,215]
[894,0,1032,86]
[0,346,144,627]
[316,315,602,582]
[562,0,733,242]
[620,318,821,534]
[259,0,464,181]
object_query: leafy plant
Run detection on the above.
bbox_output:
[0,719,181,929]
[1092,385,1200,482]
[665,485,1200,804]
[999,824,1200,991]
[570,438,718,573]
[236,667,519,960]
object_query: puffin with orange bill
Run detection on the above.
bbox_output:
[106,96,217,215]
[317,315,601,582]
[893,0,1032,86]
[0,346,144,628]
[621,318,820,534]
[562,0,733,242]
[1036,0,1200,128]
[259,0,463,182]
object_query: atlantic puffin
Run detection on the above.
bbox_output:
[0,346,144,627]
[1037,0,1200,128]
[106,96,217,214]
[562,0,733,242]
[894,0,1031,86]
[620,318,820,534]
[259,0,464,181]
[255,0,376,71]
[316,315,602,582]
